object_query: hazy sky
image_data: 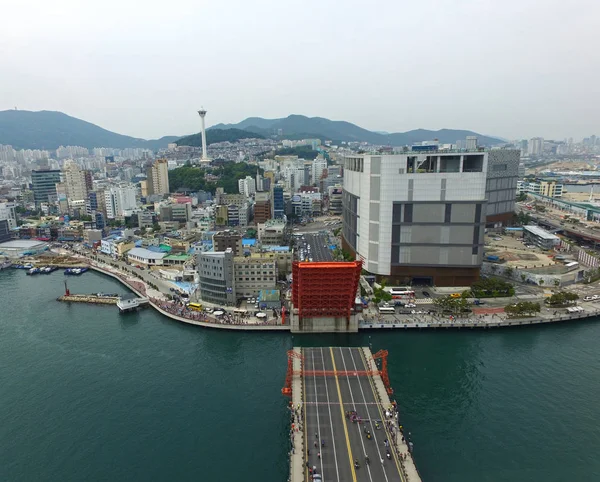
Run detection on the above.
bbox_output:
[1,0,598,141]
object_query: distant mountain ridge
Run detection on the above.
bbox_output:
[0,110,179,150]
[211,114,504,146]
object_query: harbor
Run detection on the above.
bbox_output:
[285,347,421,482]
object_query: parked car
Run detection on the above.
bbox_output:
[422,291,431,298]
[405,303,417,308]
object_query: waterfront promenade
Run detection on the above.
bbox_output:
[36,250,600,332]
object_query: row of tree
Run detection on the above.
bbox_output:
[470,277,515,298]
[433,295,472,314]
[504,302,541,317]
[545,291,579,306]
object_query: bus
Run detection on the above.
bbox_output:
[187,302,203,312]
[378,306,396,315]
[386,287,416,300]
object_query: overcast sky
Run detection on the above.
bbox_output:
[1,0,598,141]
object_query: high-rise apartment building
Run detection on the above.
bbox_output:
[63,163,92,201]
[146,159,170,196]
[31,169,61,205]
[465,136,478,150]
[238,176,256,197]
[104,185,138,219]
[528,137,544,156]
[312,158,327,185]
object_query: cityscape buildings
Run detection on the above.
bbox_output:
[31,169,61,205]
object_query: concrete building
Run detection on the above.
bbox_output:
[258,219,286,246]
[146,159,170,196]
[0,202,17,230]
[517,180,563,198]
[484,149,521,226]
[128,247,166,267]
[528,137,544,156]
[213,231,243,256]
[105,185,138,219]
[328,186,343,215]
[342,151,489,286]
[83,229,103,245]
[234,256,277,299]
[0,220,11,243]
[254,191,271,224]
[100,236,135,258]
[197,249,236,305]
[238,176,256,197]
[523,225,560,250]
[312,157,327,185]
[251,248,292,279]
[465,136,478,150]
[31,169,61,205]
[63,163,92,202]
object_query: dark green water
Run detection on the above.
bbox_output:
[1,270,600,482]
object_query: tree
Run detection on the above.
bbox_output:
[521,273,527,283]
[545,291,578,306]
[538,279,545,286]
[517,192,528,202]
[152,223,161,232]
[553,278,560,288]
[471,277,515,298]
[505,301,541,317]
[504,266,514,278]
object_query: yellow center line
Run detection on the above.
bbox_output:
[330,347,357,482]
[303,348,308,482]
[360,348,406,482]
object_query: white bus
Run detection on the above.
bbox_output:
[386,287,416,300]
[378,306,396,314]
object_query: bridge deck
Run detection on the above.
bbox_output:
[302,347,405,482]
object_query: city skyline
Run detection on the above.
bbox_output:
[1,0,598,141]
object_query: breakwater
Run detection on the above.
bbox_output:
[57,294,119,305]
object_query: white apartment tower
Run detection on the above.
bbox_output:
[238,176,256,197]
[311,157,327,185]
[104,185,138,219]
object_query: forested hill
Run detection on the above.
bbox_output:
[175,128,264,147]
[168,162,262,194]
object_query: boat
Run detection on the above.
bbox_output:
[1,258,12,270]
[26,267,41,275]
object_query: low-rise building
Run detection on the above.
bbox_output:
[257,289,281,310]
[100,236,135,258]
[213,230,243,256]
[234,256,277,299]
[83,229,103,246]
[523,225,560,250]
[258,219,286,246]
[128,247,166,266]
[251,247,292,279]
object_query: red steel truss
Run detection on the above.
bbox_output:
[281,349,393,396]
[291,260,362,319]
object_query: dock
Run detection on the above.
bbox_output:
[57,294,119,305]
[284,347,421,482]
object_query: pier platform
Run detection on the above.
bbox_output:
[285,347,421,482]
[117,293,150,312]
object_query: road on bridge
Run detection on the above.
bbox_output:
[303,347,405,482]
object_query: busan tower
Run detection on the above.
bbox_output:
[197,107,210,163]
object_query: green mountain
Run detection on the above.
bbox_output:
[0,110,179,150]
[175,128,264,147]
[211,114,504,146]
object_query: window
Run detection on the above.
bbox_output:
[492,163,508,171]
[404,204,413,223]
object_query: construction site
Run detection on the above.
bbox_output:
[284,347,421,482]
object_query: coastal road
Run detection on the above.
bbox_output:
[303,347,405,482]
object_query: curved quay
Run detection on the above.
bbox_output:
[84,261,600,332]
[87,263,289,331]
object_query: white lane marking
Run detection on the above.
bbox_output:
[319,347,341,482]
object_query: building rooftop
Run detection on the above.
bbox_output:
[128,247,166,259]
[0,239,48,249]
[164,254,190,261]
[523,225,560,240]
[258,289,280,302]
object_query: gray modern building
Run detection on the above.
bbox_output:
[485,149,521,226]
[31,169,61,205]
[197,249,236,305]
[342,150,489,286]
